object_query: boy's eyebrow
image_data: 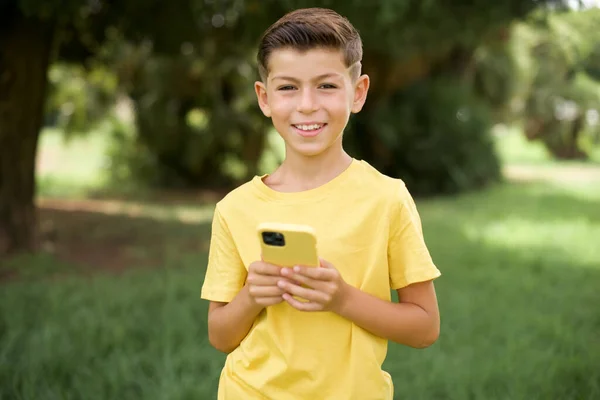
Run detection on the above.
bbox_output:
[271,73,343,82]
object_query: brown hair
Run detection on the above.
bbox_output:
[257,8,363,82]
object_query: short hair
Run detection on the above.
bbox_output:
[257,8,363,82]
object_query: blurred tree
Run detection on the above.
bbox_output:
[473,7,600,159]
[0,0,572,255]
[109,0,570,196]
[1,1,57,255]
[346,79,500,195]
[104,3,274,189]
[0,0,273,255]
[521,8,600,159]
[44,63,117,135]
[327,0,570,195]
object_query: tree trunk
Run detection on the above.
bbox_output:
[0,13,55,256]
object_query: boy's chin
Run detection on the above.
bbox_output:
[289,143,333,158]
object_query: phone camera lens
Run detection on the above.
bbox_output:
[262,231,285,247]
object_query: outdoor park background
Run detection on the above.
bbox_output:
[1,1,600,399]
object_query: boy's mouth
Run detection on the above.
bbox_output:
[292,123,327,137]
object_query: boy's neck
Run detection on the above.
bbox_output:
[267,145,353,192]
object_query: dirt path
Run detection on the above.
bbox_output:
[503,164,600,184]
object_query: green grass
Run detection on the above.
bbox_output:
[2,179,600,399]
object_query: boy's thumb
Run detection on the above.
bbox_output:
[319,257,333,269]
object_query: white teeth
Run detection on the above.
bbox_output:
[295,124,323,131]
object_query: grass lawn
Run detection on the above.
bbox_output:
[1,127,599,399]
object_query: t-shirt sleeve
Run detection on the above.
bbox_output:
[388,182,441,290]
[200,204,247,302]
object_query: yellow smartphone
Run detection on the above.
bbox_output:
[257,222,319,268]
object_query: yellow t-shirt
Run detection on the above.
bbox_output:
[201,159,441,400]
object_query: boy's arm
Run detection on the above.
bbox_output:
[203,205,266,353]
[346,181,439,347]
[337,280,439,348]
[207,261,294,353]
[207,285,264,354]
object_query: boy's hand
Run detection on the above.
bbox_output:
[278,258,349,313]
[246,260,293,308]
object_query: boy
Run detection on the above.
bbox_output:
[201,7,441,400]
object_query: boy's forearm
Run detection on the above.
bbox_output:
[208,285,264,353]
[336,285,439,348]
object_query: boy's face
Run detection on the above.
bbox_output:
[255,48,369,158]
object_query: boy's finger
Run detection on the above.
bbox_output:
[252,262,282,276]
[282,293,322,312]
[278,280,329,304]
[247,275,278,286]
[291,265,333,281]
[248,275,290,286]
[319,258,334,269]
[280,270,321,289]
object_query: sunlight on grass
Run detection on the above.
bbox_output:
[468,217,600,268]
[447,182,600,269]
[493,124,552,165]
[37,127,110,197]
[38,127,109,181]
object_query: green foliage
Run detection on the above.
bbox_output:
[105,38,270,188]
[16,0,84,19]
[111,0,553,193]
[487,8,600,160]
[102,115,157,188]
[44,63,117,136]
[472,28,530,124]
[347,79,501,196]
[79,0,280,188]
[274,0,560,60]
[474,44,516,111]
[34,0,575,194]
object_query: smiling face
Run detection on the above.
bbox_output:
[255,48,369,158]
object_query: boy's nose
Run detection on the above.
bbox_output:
[297,89,319,113]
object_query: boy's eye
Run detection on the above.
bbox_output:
[277,85,296,91]
[319,84,337,89]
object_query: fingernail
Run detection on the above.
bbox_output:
[293,266,300,272]
[277,280,285,288]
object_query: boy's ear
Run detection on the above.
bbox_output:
[351,74,370,114]
[254,81,271,117]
